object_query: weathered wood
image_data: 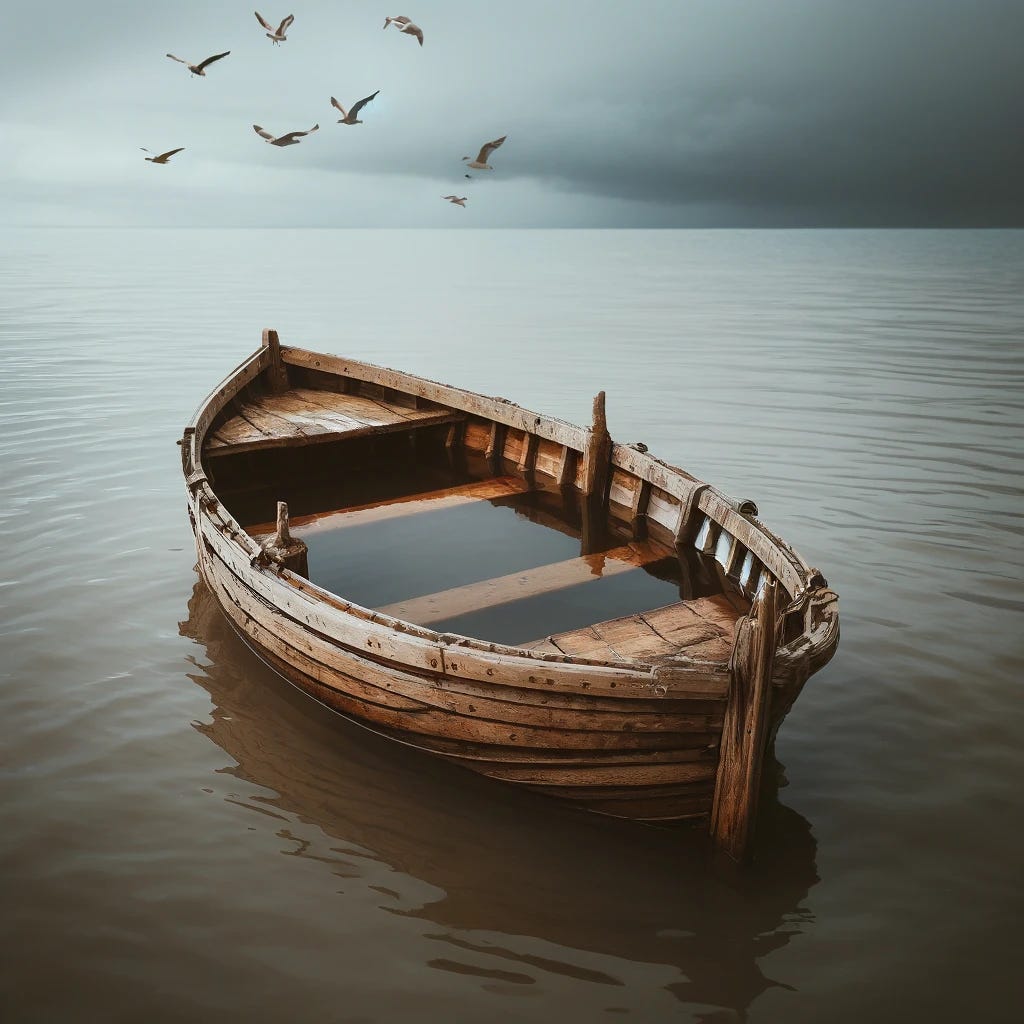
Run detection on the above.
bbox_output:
[203,551,719,753]
[198,512,726,696]
[378,543,660,626]
[517,432,539,477]
[528,596,742,666]
[698,489,803,598]
[674,482,711,550]
[260,501,309,578]
[485,421,507,473]
[262,328,290,395]
[710,578,779,861]
[556,445,577,490]
[581,391,612,500]
[183,338,839,829]
[282,346,589,451]
[246,477,530,536]
[204,385,461,457]
[206,554,722,736]
[630,479,652,539]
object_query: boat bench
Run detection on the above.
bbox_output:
[204,387,462,458]
[523,593,749,664]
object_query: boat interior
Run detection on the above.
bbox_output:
[201,354,779,665]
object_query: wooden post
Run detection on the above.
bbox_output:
[580,392,611,499]
[673,482,710,552]
[630,479,652,540]
[485,422,506,475]
[710,578,779,862]
[579,392,612,555]
[263,328,290,395]
[261,501,309,578]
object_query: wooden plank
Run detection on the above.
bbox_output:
[236,398,340,440]
[209,539,715,725]
[534,439,563,481]
[547,627,622,660]
[646,487,680,533]
[592,615,679,659]
[205,551,719,751]
[710,579,779,861]
[524,639,564,656]
[205,408,460,457]
[463,420,491,452]
[377,544,659,626]
[247,477,531,536]
[207,553,722,737]
[608,469,640,511]
[292,387,422,425]
[198,509,724,696]
[260,392,374,432]
[631,479,652,539]
[609,442,704,503]
[642,608,723,649]
[282,347,589,451]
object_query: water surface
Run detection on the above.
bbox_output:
[2,228,1022,1022]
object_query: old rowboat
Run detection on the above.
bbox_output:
[180,330,839,859]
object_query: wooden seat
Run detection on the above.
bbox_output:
[524,593,750,664]
[205,387,461,457]
[377,542,667,627]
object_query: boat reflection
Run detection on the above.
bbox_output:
[179,578,818,1017]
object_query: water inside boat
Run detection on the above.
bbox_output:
[211,435,749,652]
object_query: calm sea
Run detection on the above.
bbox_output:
[2,229,1022,1023]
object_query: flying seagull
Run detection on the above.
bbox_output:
[442,196,468,207]
[140,147,184,164]
[255,12,294,44]
[383,16,423,46]
[463,136,506,171]
[331,91,379,125]
[165,51,230,76]
[253,123,320,146]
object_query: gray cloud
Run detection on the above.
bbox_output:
[2,1,1022,226]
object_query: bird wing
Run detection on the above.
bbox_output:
[477,135,506,163]
[197,51,230,70]
[330,96,347,116]
[156,148,185,161]
[393,16,411,24]
[277,124,319,144]
[404,23,424,45]
[255,11,273,31]
[277,14,294,33]
[253,125,275,141]
[166,54,188,65]
[348,90,379,119]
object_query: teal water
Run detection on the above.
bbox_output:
[1,229,1022,1022]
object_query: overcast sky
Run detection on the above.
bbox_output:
[2,1,1022,227]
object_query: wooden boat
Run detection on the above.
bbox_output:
[180,330,839,859]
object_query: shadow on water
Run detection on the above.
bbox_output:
[179,578,818,1018]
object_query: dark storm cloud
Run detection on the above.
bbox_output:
[2,1,1022,226]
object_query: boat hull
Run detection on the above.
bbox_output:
[181,334,840,849]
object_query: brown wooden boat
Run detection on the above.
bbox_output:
[180,329,839,859]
